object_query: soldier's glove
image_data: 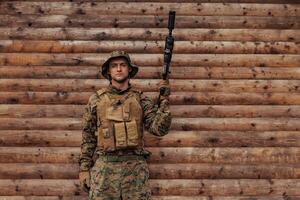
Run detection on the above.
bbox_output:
[159,79,170,100]
[79,171,90,193]
[159,98,170,113]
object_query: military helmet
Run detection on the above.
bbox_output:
[101,51,139,79]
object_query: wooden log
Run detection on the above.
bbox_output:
[146,130,300,147]
[148,147,300,164]
[1,92,300,105]
[0,28,298,42]
[0,53,299,67]
[150,179,300,196]
[149,163,300,179]
[0,130,81,147]
[0,130,299,147]
[171,118,300,131]
[0,117,299,131]
[2,105,300,118]
[0,163,78,179]
[0,147,79,163]
[0,66,300,80]
[150,196,300,200]
[0,40,299,54]
[10,0,300,3]
[168,92,300,105]
[0,179,299,195]
[0,163,299,179]
[0,196,300,200]
[2,66,300,79]
[0,147,298,164]
[0,79,300,93]
[0,91,93,105]
[0,118,82,130]
[0,105,84,118]
[1,15,299,29]
[0,2,298,17]
[0,179,82,196]
[0,197,86,200]
[151,197,300,200]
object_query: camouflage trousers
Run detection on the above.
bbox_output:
[88,156,151,200]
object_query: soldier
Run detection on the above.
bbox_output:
[79,51,172,200]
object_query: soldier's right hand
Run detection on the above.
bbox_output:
[79,171,91,193]
[159,99,170,113]
[159,79,170,98]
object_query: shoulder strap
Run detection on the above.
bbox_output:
[96,88,107,97]
[129,88,142,104]
[130,87,142,95]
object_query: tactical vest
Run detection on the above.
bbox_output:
[95,88,144,152]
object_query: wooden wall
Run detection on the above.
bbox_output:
[0,0,299,199]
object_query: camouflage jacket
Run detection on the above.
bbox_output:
[79,84,171,172]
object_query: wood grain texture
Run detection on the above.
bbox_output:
[0,130,299,147]
[0,196,300,200]
[0,0,299,198]
[1,40,299,54]
[0,163,299,179]
[1,105,300,118]
[0,117,299,131]
[0,147,298,164]
[1,28,299,41]
[0,3,299,16]
[0,79,299,93]
[1,92,300,105]
[0,53,299,67]
[1,15,299,29]
[0,179,299,195]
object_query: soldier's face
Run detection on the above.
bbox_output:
[108,57,132,83]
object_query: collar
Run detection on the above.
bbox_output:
[107,83,132,95]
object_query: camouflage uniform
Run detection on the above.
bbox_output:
[79,51,171,200]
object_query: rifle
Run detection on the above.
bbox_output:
[157,11,176,106]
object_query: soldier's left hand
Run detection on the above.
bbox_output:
[79,171,91,193]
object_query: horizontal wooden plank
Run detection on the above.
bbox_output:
[0,117,299,131]
[149,163,300,179]
[1,15,299,29]
[171,118,300,131]
[0,197,87,200]
[0,179,299,195]
[149,147,300,164]
[0,163,78,179]
[0,40,299,54]
[0,196,299,200]
[150,197,300,200]
[0,2,299,17]
[2,105,300,118]
[0,163,299,179]
[0,147,298,164]
[0,79,299,93]
[1,28,299,42]
[1,53,299,67]
[1,92,300,105]
[2,66,300,79]
[0,130,299,147]
[10,0,300,3]
[151,179,300,196]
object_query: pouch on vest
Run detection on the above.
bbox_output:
[97,121,115,152]
[114,122,127,149]
[126,120,139,147]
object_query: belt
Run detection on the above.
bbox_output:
[98,155,145,162]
